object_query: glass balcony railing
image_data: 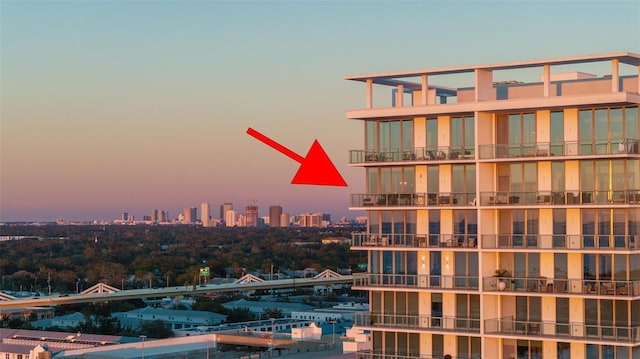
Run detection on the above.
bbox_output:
[352,233,478,249]
[354,350,472,359]
[354,312,480,334]
[350,146,475,164]
[354,273,479,291]
[485,316,640,343]
[478,138,639,160]
[482,276,640,297]
[481,234,640,250]
[479,189,640,206]
[351,192,476,207]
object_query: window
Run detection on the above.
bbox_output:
[451,116,475,152]
[579,106,639,154]
[366,167,415,194]
[455,294,480,330]
[550,111,564,155]
[457,335,481,359]
[515,297,541,334]
[454,252,478,289]
[365,119,414,151]
[452,165,476,204]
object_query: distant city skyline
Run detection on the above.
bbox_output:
[1,1,637,222]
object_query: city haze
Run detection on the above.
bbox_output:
[2,1,638,221]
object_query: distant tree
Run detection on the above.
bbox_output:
[226,307,255,323]
[260,308,283,320]
[139,319,172,338]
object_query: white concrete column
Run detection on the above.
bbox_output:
[543,64,551,97]
[475,69,494,101]
[611,58,619,92]
[421,75,428,105]
[397,84,404,107]
[366,79,373,108]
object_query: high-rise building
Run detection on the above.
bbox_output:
[184,207,197,224]
[269,205,283,227]
[151,209,159,222]
[225,209,236,227]
[280,212,290,227]
[220,203,233,221]
[346,52,640,358]
[245,206,258,227]
[201,202,211,227]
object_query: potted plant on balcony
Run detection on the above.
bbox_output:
[494,269,512,291]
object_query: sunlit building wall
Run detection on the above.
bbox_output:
[346,52,640,359]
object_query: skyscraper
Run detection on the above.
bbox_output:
[346,52,640,358]
[220,203,233,221]
[245,206,258,227]
[184,207,197,224]
[201,202,211,227]
[269,205,283,227]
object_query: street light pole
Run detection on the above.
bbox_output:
[270,317,275,357]
[140,335,147,359]
[330,320,336,347]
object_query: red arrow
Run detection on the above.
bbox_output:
[246,127,347,187]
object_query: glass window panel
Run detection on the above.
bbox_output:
[391,167,402,193]
[596,160,610,191]
[595,109,608,140]
[522,113,536,144]
[405,211,416,234]
[452,165,464,193]
[585,299,598,325]
[555,253,568,279]
[552,162,565,191]
[631,254,640,281]
[628,159,639,191]
[557,342,570,359]
[426,119,438,148]
[457,336,469,358]
[427,166,439,193]
[511,163,523,192]
[368,211,379,233]
[381,211,392,234]
[379,122,390,150]
[390,121,401,149]
[393,211,404,235]
[509,114,521,144]
[464,116,475,147]
[632,298,640,326]
[601,299,613,324]
[529,297,541,322]
[366,121,377,150]
[614,254,626,281]
[611,108,623,141]
[612,160,626,191]
[550,111,564,143]
[599,255,612,280]
[380,168,392,193]
[626,107,638,140]
[402,120,413,150]
[404,167,415,193]
[580,110,594,154]
[524,163,537,193]
[581,161,595,191]
[615,300,628,327]
[584,254,596,280]
[367,168,378,193]
[451,117,463,148]
[466,165,476,193]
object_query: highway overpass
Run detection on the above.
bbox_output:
[0,270,353,310]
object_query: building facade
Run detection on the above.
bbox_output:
[201,202,211,227]
[245,205,259,227]
[347,52,640,359]
[270,205,283,227]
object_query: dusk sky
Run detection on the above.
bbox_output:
[1,1,639,222]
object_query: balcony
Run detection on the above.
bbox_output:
[485,316,640,343]
[479,189,640,206]
[354,273,479,291]
[350,146,475,165]
[478,138,639,160]
[482,276,640,297]
[481,234,640,250]
[354,312,480,334]
[354,350,470,359]
[352,192,476,208]
[352,233,478,249]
